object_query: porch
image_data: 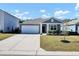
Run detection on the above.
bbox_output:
[40,23,61,34]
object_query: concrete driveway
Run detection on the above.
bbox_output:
[0,34,40,55]
[1,34,79,56]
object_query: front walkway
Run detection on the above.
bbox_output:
[0,34,40,55]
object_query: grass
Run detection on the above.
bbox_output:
[0,33,14,41]
[40,35,79,51]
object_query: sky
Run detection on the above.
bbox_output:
[0,3,79,20]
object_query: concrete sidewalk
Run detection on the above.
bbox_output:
[0,34,40,55]
[37,48,79,56]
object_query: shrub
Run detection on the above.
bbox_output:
[13,27,21,33]
[60,31,77,35]
[48,30,61,35]
[0,30,3,33]
[68,31,78,35]
[61,40,70,43]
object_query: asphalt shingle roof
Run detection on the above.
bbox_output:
[22,17,62,25]
[64,19,79,25]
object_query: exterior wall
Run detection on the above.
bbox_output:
[0,10,4,32]
[41,23,62,34]
[40,24,42,34]
[46,24,48,33]
[66,25,76,32]
[77,26,79,34]
[4,12,20,32]
[60,24,64,31]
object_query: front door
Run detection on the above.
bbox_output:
[42,24,47,33]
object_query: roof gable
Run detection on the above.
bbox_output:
[43,17,62,23]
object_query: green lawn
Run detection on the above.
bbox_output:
[0,33,14,41]
[40,35,79,51]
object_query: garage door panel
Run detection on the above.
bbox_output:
[21,25,40,34]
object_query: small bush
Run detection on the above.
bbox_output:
[61,40,70,43]
[48,30,61,35]
[0,30,3,33]
[14,27,20,33]
[60,31,79,35]
[68,31,78,35]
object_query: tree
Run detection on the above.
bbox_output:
[19,20,25,23]
[63,20,68,40]
[61,19,70,43]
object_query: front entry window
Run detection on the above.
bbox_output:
[49,24,57,31]
[50,25,53,30]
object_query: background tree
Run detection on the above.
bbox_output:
[19,20,26,23]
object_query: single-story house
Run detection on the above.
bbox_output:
[0,9,20,32]
[21,17,62,34]
[64,19,79,34]
[2,9,79,34]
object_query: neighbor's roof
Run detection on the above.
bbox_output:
[22,17,62,25]
[64,19,79,25]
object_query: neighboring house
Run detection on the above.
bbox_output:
[64,19,79,34]
[21,17,62,34]
[0,9,20,32]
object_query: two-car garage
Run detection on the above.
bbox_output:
[21,24,40,34]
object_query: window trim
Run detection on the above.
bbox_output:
[49,24,57,31]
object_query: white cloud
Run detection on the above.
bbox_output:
[75,3,79,18]
[24,11,29,15]
[14,13,24,19]
[27,17,32,19]
[22,16,27,20]
[77,14,79,17]
[15,10,20,13]
[41,14,49,18]
[54,10,69,16]
[75,3,79,10]
[54,10,70,19]
[14,10,30,20]
[75,12,79,18]
[40,10,46,13]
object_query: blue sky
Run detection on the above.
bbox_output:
[0,3,78,20]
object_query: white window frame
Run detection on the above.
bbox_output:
[49,24,57,31]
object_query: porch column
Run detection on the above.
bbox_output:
[40,24,42,34]
[56,24,58,31]
[47,24,49,34]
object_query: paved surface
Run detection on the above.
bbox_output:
[37,48,79,56]
[0,34,40,55]
[1,34,79,56]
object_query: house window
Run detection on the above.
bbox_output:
[50,25,54,30]
[50,24,57,30]
[54,25,56,30]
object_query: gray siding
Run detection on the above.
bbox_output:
[0,10,4,31]
[67,25,76,32]
[4,12,19,32]
[60,24,64,31]
[77,26,79,34]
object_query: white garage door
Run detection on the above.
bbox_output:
[21,25,40,34]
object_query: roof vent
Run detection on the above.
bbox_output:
[51,19,54,22]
